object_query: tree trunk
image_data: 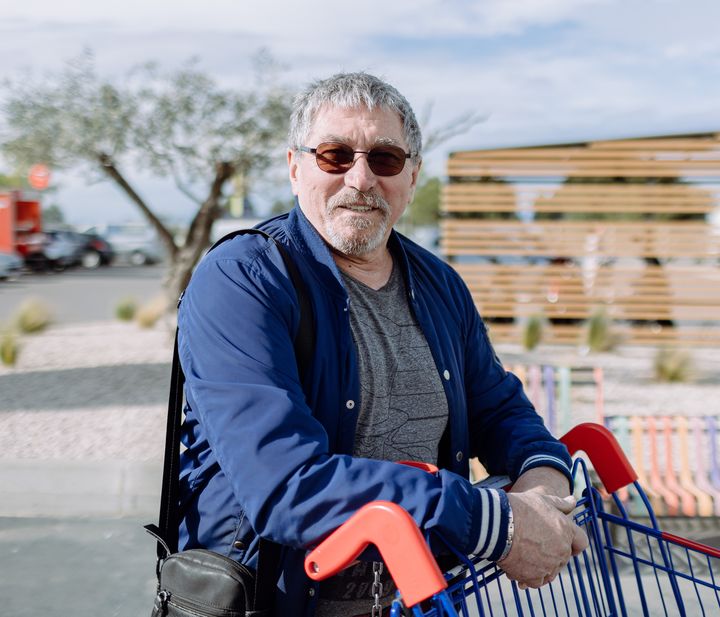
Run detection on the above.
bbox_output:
[96,154,235,312]
[97,152,178,259]
[161,161,235,309]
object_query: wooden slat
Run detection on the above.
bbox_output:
[452,136,720,158]
[483,322,720,347]
[468,289,720,304]
[453,264,720,291]
[449,148,720,161]
[474,304,711,321]
[441,221,720,259]
[447,160,720,178]
[442,182,717,214]
[589,137,720,150]
[446,183,716,194]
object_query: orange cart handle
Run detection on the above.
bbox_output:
[560,422,638,493]
[304,501,446,608]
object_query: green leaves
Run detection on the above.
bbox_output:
[1,50,292,194]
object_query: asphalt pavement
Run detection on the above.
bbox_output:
[1,264,167,616]
[0,516,157,617]
[0,264,166,324]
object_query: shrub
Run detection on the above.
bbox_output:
[0,330,19,366]
[115,297,138,321]
[135,296,168,329]
[15,298,52,334]
[585,308,620,352]
[521,314,545,350]
[654,347,693,383]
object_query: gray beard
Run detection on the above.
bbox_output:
[324,191,391,256]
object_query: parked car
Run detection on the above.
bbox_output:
[88,224,165,266]
[0,251,23,280]
[24,230,84,272]
[74,231,115,268]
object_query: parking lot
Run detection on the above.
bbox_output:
[1,264,170,617]
[0,264,166,324]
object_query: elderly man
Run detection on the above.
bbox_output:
[177,72,587,617]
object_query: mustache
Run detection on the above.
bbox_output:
[327,190,390,213]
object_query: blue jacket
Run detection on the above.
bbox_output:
[177,206,571,615]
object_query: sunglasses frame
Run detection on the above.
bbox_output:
[298,142,415,177]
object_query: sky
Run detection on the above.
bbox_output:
[2,0,720,227]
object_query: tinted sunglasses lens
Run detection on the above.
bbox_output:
[315,143,355,173]
[367,146,407,176]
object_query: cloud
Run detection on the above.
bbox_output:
[3,0,720,221]
[4,0,602,37]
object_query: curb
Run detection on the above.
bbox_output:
[0,459,162,518]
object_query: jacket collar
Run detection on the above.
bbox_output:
[285,200,417,301]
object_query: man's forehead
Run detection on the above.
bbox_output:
[309,104,405,145]
[316,133,402,147]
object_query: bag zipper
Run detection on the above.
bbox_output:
[157,588,246,617]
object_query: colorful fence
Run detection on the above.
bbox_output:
[471,364,604,482]
[492,364,719,519]
[509,363,605,436]
[604,414,720,517]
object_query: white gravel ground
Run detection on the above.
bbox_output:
[2,320,719,462]
[1,321,174,461]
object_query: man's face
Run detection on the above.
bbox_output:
[288,104,421,257]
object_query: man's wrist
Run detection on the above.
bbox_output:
[496,501,514,562]
[471,488,511,560]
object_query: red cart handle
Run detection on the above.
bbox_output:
[560,422,638,493]
[304,501,447,608]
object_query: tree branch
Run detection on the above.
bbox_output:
[169,166,204,206]
[185,160,235,251]
[423,111,488,154]
[97,152,178,258]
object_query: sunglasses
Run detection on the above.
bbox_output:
[298,142,414,177]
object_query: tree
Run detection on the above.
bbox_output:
[42,204,66,225]
[1,50,291,305]
[0,172,28,189]
[406,174,441,226]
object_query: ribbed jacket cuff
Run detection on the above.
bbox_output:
[471,488,510,561]
[518,454,573,490]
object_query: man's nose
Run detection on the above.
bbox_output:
[343,154,377,193]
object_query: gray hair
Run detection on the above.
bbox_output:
[288,72,422,160]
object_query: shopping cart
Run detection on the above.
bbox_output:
[305,422,720,616]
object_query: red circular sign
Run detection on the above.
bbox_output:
[28,164,51,190]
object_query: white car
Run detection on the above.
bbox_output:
[0,251,24,280]
[87,223,165,266]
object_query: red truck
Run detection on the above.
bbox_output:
[0,190,43,257]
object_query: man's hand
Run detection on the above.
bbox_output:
[511,466,571,497]
[498,492,587,589]
[510,466,589,570]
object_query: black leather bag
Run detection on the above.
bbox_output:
[151,549,262,617]
[146,229,314,617]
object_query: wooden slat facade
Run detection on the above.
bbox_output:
[442,132,720,347]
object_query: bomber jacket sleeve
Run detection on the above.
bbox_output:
[458,276,573,485]
[179,241,510,560]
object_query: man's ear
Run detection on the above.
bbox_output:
[288,148,300,196]
[408,158,422,203]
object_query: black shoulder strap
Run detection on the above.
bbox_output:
[146,228,314,610]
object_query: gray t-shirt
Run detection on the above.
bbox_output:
[315,263,449,617]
